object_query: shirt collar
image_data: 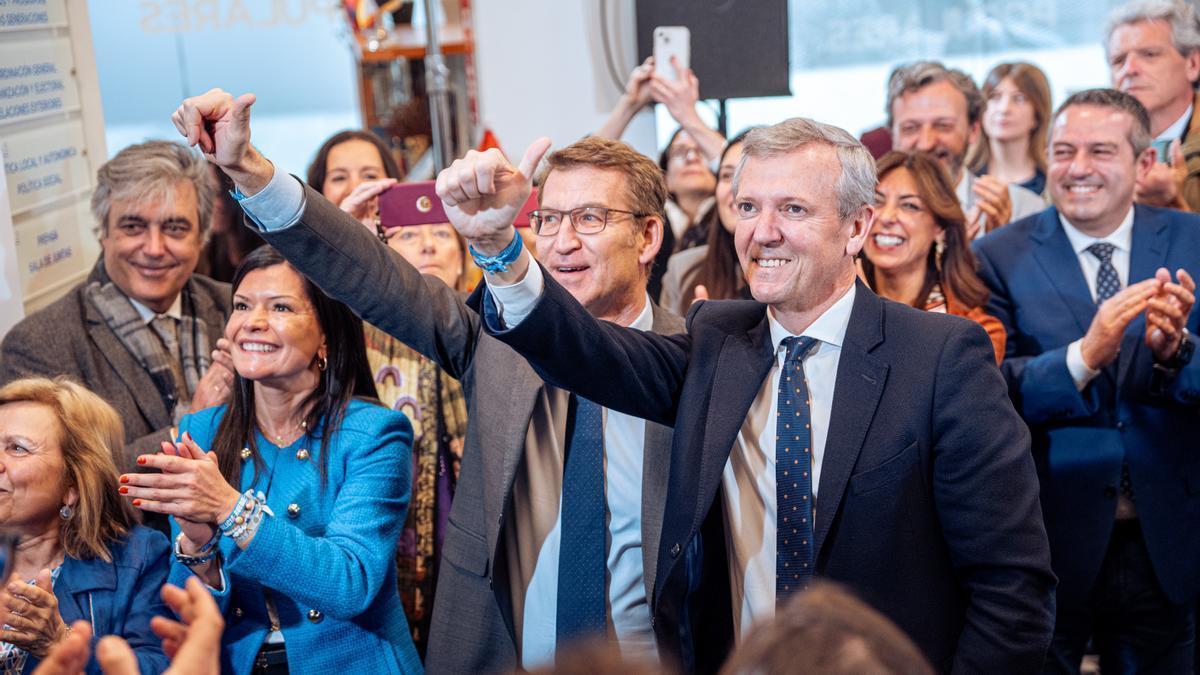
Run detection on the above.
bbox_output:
[1059,206,1134,256]
[128,293,184,324]
[1157,102,1194,143]
[766,283,856,353]
[628,293,655,331]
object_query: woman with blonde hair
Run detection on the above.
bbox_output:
[969,62,1053,196]
[863,151,1006,363]
[0,377,169,674]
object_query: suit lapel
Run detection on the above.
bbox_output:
[1118,207,1170,388]
[814,283,888,559]
[486,354,548,557]
[1031,209,1097,335]
[83,302,171,430]
[694,316,775,533]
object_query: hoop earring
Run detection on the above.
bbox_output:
[318,356,328,371]
[59,504,74,520]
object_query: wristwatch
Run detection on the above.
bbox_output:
[1154,327,1194,374]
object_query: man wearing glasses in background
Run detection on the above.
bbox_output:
[171,86,683,673]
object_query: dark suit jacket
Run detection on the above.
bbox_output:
[254,183,683,674]
[0,260,230,473]
[480,273,1056,674]
[975,205,1200,609]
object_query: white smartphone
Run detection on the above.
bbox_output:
[653,26,690,80]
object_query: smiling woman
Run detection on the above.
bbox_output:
[0,377,170,674]
[117,246,423,673]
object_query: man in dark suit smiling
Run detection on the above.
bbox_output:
[436,117,1056,673]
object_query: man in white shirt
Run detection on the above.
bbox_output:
[0,140,233,474]
[1107,0,1200,211]
[975,88,1200,674]
[888,61,1046,238]
[438,116,1055,673]
[170,89,682,672]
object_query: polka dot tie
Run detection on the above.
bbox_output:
[776,336,820,600]
[1087,242,1121,303]
[1086,242,1136,502]
[556,394,606,647]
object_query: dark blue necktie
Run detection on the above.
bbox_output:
[556,394,606,646]
[1086,242,1136,502]
[776,336,820,600]
[1088,242,1120,303]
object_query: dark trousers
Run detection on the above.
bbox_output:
[1045,521,1195,674]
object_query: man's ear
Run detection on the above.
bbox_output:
[637,215,665,267]
[846,205,874,257]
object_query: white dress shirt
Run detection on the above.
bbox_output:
[237,170,659,666]
[721,284,854,640]
[1157,103,1193,143]
[1060,207,1134,390]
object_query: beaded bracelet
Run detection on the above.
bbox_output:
[173,532,219,566]
[219,491,253,532]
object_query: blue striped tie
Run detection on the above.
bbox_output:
[776,336,820,600]
[556,394,606,647]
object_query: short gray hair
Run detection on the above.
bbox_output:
[91,140,215,240]
[735,118,877,220]
[886,61,983,129]
[1106,0,1200,56]
[1052,88,1154,156]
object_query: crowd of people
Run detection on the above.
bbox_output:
[1,0,1199,673]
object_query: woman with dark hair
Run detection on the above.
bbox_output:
[308,130,471,657]
[118,246,422,673]
[863,151,1006,363]
[306,129,404,230]
[968,62,1053,196]
[659,129,756,315]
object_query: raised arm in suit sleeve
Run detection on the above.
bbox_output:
[241,168,481,380]
[930,319,1056,674]
[473,265,690,427]
[975,248,1102,425]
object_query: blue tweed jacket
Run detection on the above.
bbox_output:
[169,399,421,674]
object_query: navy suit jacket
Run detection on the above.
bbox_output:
[482,272,1056,674]
[975,204,1200,609]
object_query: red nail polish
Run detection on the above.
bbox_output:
[119,475,129,484]
[136,457,147,465]
[119,487,128,494]
[132,499,141,507]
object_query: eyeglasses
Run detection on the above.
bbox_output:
[528,207,648,236]
[668,146,704,164]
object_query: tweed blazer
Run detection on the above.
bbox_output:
[254,182,682,673]
[170,401,422,674]
[0,259,230,473]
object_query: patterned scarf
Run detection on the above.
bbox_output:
[364,323,467,657]
[82,261,212,425]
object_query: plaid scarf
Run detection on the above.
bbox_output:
[83,261,212,425]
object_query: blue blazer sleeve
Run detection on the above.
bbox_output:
[975,246,1100,424]
[219,409,413,620]
[471,264,691,427]
[112,528,172,675]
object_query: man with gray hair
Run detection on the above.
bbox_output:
[1107,0,1200,210]
[888,60,1046,237]
[0,140,233,473]
[443,117,1056,672]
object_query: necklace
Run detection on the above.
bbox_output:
[257,417,308,447]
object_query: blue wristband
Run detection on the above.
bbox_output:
[468,231,523,273]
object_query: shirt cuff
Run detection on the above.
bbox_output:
[235,165,306,232]
[487,260,545,328]
[1066,339,1101,390]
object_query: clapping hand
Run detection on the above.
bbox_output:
[1,570,69,657]
[1145,267,1196,362]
